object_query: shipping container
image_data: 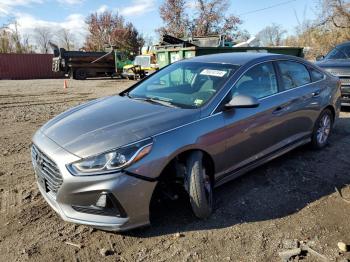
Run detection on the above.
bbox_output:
[155,46,304,68]
[0,54,63,80]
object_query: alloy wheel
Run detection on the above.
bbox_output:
[316,113,331,145]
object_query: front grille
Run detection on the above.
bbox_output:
[341,94,350,101]
[340,77,350,86]
[31,144,63,196]
[325,68,350,77]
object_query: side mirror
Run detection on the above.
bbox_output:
[316,55,324,61]
[224,94,259,109]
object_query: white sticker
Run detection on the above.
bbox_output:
[194,99,203,106]
[200,69,227,77]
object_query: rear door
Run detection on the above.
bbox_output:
[274,60,324,141]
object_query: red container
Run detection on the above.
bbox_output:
[0,53,63,80]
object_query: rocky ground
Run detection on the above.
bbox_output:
[0,78,350,262]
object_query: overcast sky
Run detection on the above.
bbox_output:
[0,0,318,46]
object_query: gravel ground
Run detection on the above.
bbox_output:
[0,78,350,262]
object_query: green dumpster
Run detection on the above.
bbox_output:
[155,46,304,68]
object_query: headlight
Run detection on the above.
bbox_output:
[67,138,153,176]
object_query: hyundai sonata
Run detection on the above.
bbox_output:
[31,53,341,231]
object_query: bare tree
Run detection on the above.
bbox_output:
[283,0,350,60]
[9,21,23,53]
[191,0,241,37]
[57,28,75,50]
[0,28,11,53]
[319,0,350,29]
[157,0,241,39]
[34,26,53,53]
[256,23,286,46]
[231,29,251,44]
[0,21,34,53]
[158,0,189,38]
[21,34,34,53]
[144,35,155,47]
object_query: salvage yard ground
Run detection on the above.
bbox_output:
[0,79,350,261]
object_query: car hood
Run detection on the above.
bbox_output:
[40,95,199,158]
[315,59,350,68]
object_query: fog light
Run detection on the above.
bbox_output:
[95,193,107,208]
[72,192,127,217]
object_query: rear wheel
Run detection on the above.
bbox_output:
[75,68,87,80]
[311,109,333,149]
[186,151,213,219]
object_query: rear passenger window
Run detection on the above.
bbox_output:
[309,67,324,82]
[278,61,311,90]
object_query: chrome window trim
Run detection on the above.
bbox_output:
[210,58,327,115]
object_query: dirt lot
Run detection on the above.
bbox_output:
[0,78,350,262]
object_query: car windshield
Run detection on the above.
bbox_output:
[126,62,238,109]
[325,45,350,59]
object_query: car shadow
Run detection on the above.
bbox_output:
[122,114,350,238]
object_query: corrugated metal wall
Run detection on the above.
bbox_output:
[0,54,63,80]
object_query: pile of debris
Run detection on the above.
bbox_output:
[279,239,350,262]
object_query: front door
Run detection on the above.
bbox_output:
[217,62,288,178]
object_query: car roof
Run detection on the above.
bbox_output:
[183,52,282,66]
[337,41,350,48]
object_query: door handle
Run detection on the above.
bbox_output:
[312,90,321,97]
[272,100,293,114]
[272,105,285,114]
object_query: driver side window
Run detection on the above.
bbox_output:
[229,62,278,99]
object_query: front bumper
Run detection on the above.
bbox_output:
[32,131,157,231]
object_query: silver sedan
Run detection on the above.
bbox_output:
[31,53,341,231]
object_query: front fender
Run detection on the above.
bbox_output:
[125,113,227,180]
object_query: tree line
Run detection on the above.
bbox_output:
[0,21,76,54]
[285,0,350,59]
[0,12,145,55]
[0,0,349,60]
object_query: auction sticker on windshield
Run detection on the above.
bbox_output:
[200,69,227,77]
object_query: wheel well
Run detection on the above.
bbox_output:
[324,105,336,123]
[149,149,215,219]
[156,149,215,184]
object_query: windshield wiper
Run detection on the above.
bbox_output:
[131,96,179,108]
[123,92,179,108]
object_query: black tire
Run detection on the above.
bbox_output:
[311,108,333,149]
[140,71,146,79]
[186,151,213,219]
[75,68,87,80]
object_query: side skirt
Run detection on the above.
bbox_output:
[214,137,311,188]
